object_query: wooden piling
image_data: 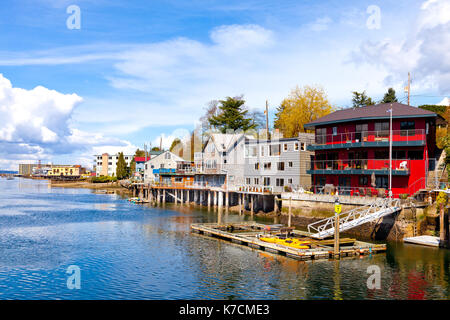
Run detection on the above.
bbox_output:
[288,196,292,227]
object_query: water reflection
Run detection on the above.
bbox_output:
[0,178,450,299]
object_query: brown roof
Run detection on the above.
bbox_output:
[304,102,437,128]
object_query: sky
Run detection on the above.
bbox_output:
[0,0,449,170]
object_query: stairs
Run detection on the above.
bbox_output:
[307,198,401,239]
[427,149,447,189]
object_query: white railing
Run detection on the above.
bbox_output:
[307,198,401,239]
[314,129,425,146]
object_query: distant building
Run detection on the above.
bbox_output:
[19,163,39,176]
[94,153,133,177]
[47,165,84,177]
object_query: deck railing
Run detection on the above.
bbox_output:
[314,129,425,146]
[309,159,410,172]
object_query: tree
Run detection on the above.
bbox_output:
[208,96,257,133]
[273,104,286,130]
[116,152,128,180]
[248,109,266,129]
[352,91,375,108]
[169,138,181,152]
[151,147,161,152]
[274,85,334,138]
[200,100,220,131]
[381,88,398,104]
[129,149,146,174]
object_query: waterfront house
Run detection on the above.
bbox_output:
[243,133,314,193]
[194,133,252,188]
[144,151,185,183]
[94,153,133,177]
[304,102,438,197]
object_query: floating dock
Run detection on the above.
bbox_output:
[191,222,386,261]
[403,235,441,247]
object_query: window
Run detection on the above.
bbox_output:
[276,178,285,187]
[359,176,369,186]
[260,145,265,157]
[332,127,337,136]
[288,162,293,168]
[316,128,327,144]
[254,178,259,185]
[254,163,260,170]
[375,122,389,137]
[223,159,227,164]
[375,122,389,131]
[109,156,112,160]
[264,162,272,170]
[408,150,423,160]
[108,162,112,165]
[246,178,251,185]
[165,153,171,159]
[269,144,281,156]
[393,150,406,159]
[376,176,388,189]
[374,151,389,159]
[426,122,429,134]
[277,162,285,171]
[283,143,288,151]
[245,145,258,157]
[288,178,293,184]
[160,164,165,168]
[175,177,183,182]
[263,177,271,186]
[294,142,299,151]
[400,121,415,136]
[301,143,306,151]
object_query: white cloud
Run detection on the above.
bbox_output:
[308,17,333,32]
[152,128,191,151]
[353,0,450,94]
[0,74,136,170]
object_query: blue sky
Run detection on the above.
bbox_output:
[0,0,449,169]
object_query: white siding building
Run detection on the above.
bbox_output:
[94,153,133,177]
[144,151,185,183]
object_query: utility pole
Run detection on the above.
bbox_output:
[405,72,411,105]
[159,137,162,151]
[265,100,270,140]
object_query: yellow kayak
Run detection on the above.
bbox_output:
[260,237,310,249]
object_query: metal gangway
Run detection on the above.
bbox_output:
[307,198,401,239]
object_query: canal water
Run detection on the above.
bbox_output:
[0,178,449,300]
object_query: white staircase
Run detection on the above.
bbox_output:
[307,198,401,239]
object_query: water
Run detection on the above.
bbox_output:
[0,178,449,300]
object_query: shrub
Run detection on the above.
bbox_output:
[91,176,118,183]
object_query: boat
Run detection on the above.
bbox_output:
[259,236,311,249]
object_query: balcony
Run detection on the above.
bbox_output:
[308,129,425,151]
[306,159,410,176]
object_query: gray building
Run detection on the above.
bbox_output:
[243,134,314,193]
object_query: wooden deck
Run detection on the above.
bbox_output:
[191,222,386,261]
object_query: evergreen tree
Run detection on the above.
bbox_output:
[208,96,257,133]
[381,88,398,103]
[352,91,375,107]
[273,104,286,130]
[116,152,127,180]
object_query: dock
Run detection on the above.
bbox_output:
[403,235,441,247]
[191,222,386,261]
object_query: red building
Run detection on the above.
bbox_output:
[304,103,438,197]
